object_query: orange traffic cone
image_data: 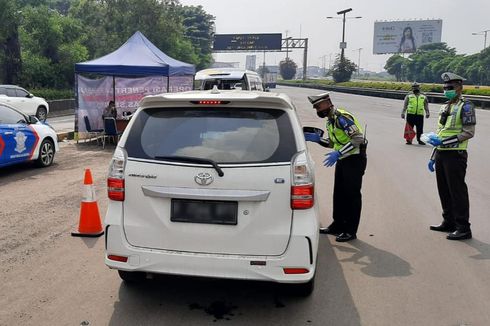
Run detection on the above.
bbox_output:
[71,169,104,237]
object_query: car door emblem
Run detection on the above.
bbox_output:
[195,172,213,186]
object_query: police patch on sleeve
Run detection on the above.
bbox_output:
[337,115,359,136]
[461,101,476,125]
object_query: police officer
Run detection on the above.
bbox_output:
[401,82,430,145]
[426,72,476,240]
[304,93,367,242]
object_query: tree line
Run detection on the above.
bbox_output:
[0,0,215,89]
[384,43,490,85]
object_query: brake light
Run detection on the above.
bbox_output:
[108,178,125,201]
[291,152,314,210]
[291,185,314,209]
[107,146,126,201]
[108,254,128,263]
[190,100,230,105]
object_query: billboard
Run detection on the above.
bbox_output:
[373,20,442,54]
[213,34,282,51]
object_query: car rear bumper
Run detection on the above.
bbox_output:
[105,223,317,284]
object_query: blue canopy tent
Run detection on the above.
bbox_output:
[74,31,195,136]
[75,30,195,88]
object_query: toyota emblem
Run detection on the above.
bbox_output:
[194,172,213,186]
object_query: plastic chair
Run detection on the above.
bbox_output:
[102,117,122,149]
[83,116,103,144]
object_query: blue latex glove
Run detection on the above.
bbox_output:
[324,151,341,167]
[427,134,442,146]
[428,160,435,172]
[304,132,321,143]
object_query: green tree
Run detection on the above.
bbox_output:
[332,55,357,83]
[0,0,22,84]
[279,58,297,80]
[179,5,215,70]
[384,54,406,82]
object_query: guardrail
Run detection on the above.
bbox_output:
[277,82,490,109]
[47,99,76,117]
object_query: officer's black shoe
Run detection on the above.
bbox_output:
[319,227,340,235]
[335,233,356,242]
[429,222,456,233]
[418,140,426,145]
[446,230,472,240]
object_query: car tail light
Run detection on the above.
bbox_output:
[283,268,309,274]
[107,254,128,263]
[107,146,127,201]
[291,151,314,210]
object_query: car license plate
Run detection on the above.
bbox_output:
[171,199,238,225]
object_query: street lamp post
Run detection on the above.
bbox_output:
[326,8,361,60]
[353,48,362,76]
[472,30,490,50]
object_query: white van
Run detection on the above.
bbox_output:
[104,89,320,296]
[194,68,265,91]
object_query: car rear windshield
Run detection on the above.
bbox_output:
[125,107,297,164]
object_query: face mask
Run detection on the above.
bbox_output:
[317,109,329,118]
[444,90,457,100]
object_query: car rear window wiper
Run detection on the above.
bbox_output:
[154,155,224,177]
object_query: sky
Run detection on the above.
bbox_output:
[179,0,490,72]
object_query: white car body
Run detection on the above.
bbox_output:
[0,103,58,168]
[104,90,319,294]
[0,85,50,120]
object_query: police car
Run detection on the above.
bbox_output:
[0,103,58,168]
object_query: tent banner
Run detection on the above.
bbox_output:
[77,75,194,133]
[77,75,114,132]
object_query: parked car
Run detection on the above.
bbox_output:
[194,68,265,91]
[0,103,58,168]
[0,85,49,121]
[104,89,319,296]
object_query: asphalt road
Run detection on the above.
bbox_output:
[1,86,489,326]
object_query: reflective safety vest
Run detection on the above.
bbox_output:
[437,99,467,151]
[326,108,363,158]
[407,94,426,115]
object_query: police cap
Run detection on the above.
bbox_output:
[441,72,466,84]
[307,92,330,106]
[411,82,420,89]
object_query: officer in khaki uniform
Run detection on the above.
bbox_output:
[426,72,476,240]
[401,82,430,144]
[304,93,367,242]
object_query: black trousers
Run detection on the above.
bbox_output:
[406,114,424,141]
[435,150,470,231]
[330,154,367,235]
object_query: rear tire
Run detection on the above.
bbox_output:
[35,139,55,167]
[36,106,48,121]
[118,270,146,283]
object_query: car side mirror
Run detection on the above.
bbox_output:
[27,93,34,98]
[303,126,324,137]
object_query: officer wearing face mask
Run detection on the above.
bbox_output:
[401,82,430,145]
[304,92,367,242]
[426,72,476,240]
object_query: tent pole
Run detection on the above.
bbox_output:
[167,75,170,93]
[113,76,116,103]
[74,74,79,142]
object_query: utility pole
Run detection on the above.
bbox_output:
[326,8,361,61]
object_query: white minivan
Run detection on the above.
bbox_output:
[104,89,319,295]
[194,68,265,91]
